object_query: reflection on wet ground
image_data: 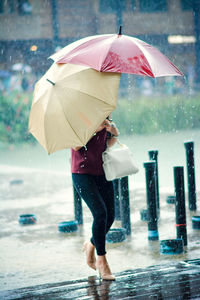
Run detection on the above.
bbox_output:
[0,164,200,295]
[0,130,200,297]
[1,259,200,299]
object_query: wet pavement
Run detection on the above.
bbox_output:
[0,163,200,296]
[1,258,200,299]
[0,131,200,298]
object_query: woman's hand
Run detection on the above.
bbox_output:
[105,120,119,137]
[96,119,118,134]
[95,118,119,147]
[104,120,119,148]
[95,119,111,133]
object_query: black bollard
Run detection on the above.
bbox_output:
[140,209,149,221]
[113,179,121,220]
[174,166,187,246]
[73,185,83,225]
[184,141,197,211]
[192,216,200,229]
[148,150,160,217]
[144,162,159,241]
[166,195,176,204]
[119,176,131,235]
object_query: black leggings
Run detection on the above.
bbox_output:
[72,173,115,255]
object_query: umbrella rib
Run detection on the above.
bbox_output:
[126,36,156,76]
[101,35,155,76]
[99,36,117,72]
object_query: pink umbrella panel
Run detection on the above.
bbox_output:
[50,33,183,78]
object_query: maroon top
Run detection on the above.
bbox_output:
[71,129,107,175]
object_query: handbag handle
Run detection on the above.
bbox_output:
[106,138,126,149]
[116,139,125,147]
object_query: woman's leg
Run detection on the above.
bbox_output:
[82,240,96,270]
[72,173,108,256]
[93,175,116,280]
[95,175,115,234]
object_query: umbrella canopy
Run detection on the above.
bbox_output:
[50,32,183,77]
[29,63,120,154]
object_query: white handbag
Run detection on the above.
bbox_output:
[102,141,139,181]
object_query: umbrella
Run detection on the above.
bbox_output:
[50,28,183,77]
[0,70,11,78]
[12,63,32,73]
[29,63,120,154]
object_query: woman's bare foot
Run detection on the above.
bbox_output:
[96,255,115,281]
[83,241,96,270]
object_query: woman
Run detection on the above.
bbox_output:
[71,117,119,280]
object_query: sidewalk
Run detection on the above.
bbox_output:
[0,164,200,294]
[1,258,200,299]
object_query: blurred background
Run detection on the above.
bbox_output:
[0,0,200,144]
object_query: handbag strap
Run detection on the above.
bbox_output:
[106,138,125,149]
[116,139,124,147]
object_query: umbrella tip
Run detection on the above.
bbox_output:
[118,26,122,35]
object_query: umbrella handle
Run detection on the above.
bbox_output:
[118,26,122,35]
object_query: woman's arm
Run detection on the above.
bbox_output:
[107,135,118,147]
[105,120,119,147]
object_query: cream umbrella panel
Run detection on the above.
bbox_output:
[29,63,120,154]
